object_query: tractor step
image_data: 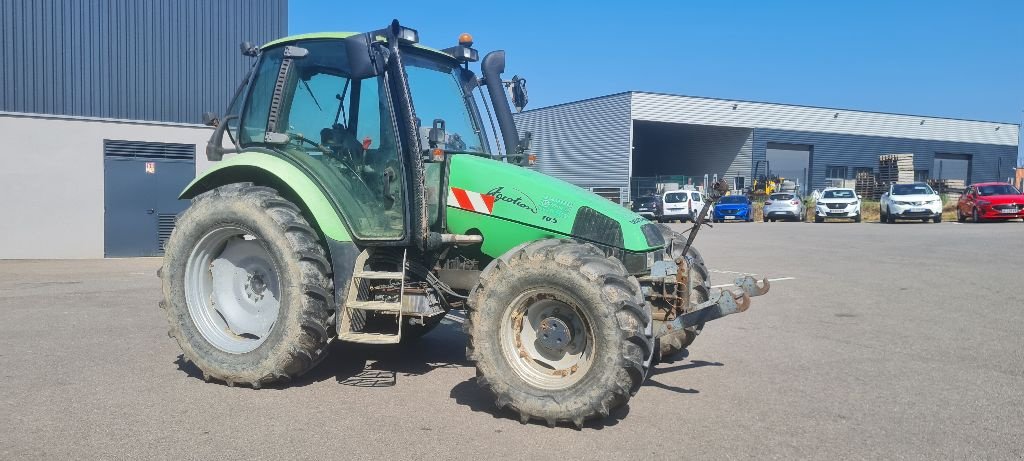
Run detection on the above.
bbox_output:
[338,331,401,345]
[337,249,407,344]
[347,299,403,312]
[354,270,404,279]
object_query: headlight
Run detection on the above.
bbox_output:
[895,201,911,206]
[851,200,859,206]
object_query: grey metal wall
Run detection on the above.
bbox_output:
[0,0,287,124]
[513,93,632,188]
[751,128,1020,190]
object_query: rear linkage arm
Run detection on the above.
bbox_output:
[656,180,771,335]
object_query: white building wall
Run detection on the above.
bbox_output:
[0,113,212,259]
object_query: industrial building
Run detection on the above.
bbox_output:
[513,92,1020,203]
[0,0,286,259]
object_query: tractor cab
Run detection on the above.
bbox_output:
[204,21,529,247]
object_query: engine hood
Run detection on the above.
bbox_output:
[977,194,1024,204]
[889,194,940,202]
[444,155,662,254]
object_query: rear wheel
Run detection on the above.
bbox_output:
[467,240,652,427]
[160,184,333,388]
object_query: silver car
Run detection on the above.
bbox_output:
[763,192,806,222]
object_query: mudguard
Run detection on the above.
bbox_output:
[180,152,352,242]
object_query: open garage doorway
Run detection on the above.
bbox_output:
[764,143,811,195]
[933,153,972,184]
[630,121,752,198]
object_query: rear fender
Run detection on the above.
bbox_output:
[181,152,351,242]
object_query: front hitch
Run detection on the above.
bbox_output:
[656,275,770,335]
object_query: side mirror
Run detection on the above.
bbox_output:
[509,75,528,113]
[857,194,862,199]
[428,119,446,148]
[201,112,219,127]
[240,41,259,57]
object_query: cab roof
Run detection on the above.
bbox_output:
[262,32,453,60]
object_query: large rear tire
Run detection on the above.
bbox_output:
[159,183,333,388]
[466,240,653,427]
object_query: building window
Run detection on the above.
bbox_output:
[825,165,848,180]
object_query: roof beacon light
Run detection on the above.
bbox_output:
[443,33,479,63]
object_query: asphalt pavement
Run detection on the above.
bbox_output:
[1,220,1022,459]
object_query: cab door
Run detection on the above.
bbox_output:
[236,40,408,243]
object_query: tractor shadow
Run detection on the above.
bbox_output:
[448,378,631,429]
[173,319,471,388]
[300,321,471,387]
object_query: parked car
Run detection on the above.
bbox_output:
[631,195,662,220]
[814,188,861,223]
[712,195,753,222]
[661,189,704,222]
[879,182,942,223]
[763,192,806,222]
[956,182,1024,222]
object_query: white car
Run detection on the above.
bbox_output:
[661,189,705,222]
[880,182,943,223]
[814,188,862,222]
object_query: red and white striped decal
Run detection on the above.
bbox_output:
[448,187,495,214]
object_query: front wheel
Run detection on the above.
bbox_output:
[467,240,652,427]
[160,183,333,388]
[973,208,983,223]
[933,215,942,223]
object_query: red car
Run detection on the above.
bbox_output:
[956,182,1024,222]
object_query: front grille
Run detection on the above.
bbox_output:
[720,208,739,215]
[994,204,1021,211]
[571,207,623,249]
[825,203,847,210]
[641,223,664,247]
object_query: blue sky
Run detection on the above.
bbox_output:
[290,0,1023,162]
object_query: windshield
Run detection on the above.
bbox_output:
[770,193,795,201]
[664,192,687,203]
[635,196,658,205]
[892,184,934,196]
[403,50,487,154]
[719,196,748,204]
[822,190,855,199]
[977,184,1021,196]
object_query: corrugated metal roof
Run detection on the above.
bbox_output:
[0,0,287,124]
[632,92,1018,147]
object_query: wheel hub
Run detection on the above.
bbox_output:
[537,316,572,352]
[185,228,281,354]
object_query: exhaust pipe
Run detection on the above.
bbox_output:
[480,51,521,157]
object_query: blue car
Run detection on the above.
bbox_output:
[713,195,754,222]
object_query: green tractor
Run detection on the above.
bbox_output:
[160,21,769,427]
